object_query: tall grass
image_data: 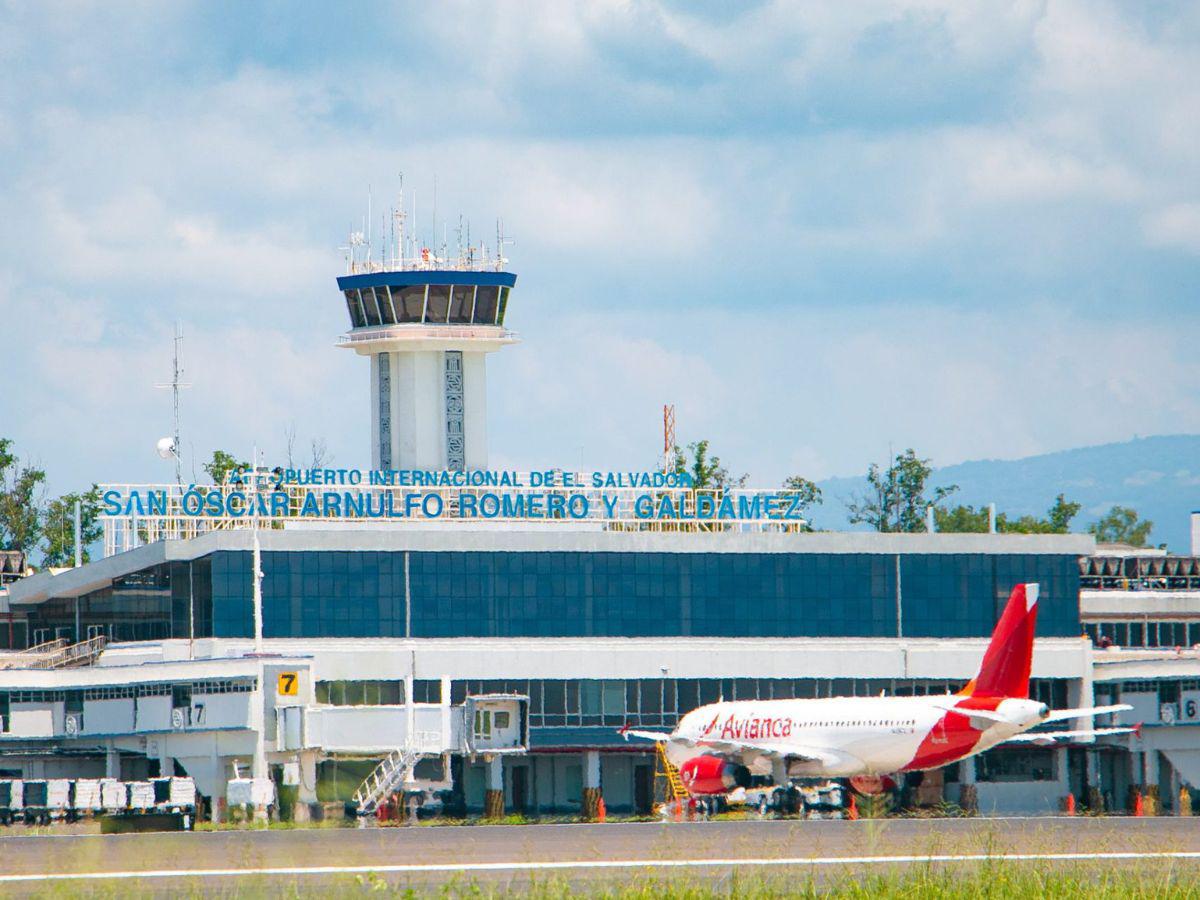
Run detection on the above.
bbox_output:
[20,859,1200,898]
[377,865,1200,898]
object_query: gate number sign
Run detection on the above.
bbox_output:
[277,672,298,696]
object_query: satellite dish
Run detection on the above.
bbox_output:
[156,437,176,459]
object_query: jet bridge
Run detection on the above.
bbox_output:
[347,693,528,816]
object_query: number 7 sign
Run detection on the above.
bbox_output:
[277,672,299,696]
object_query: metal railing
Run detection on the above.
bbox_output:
[352,748,422,814]
[336,325,517,345]
[0,638,68,671]
[345,255,508,275]
[25,636,107,670]
[1081,576,1200,591]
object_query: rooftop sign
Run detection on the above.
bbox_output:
[98,468,809,556]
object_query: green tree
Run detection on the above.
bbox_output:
[934,504,992,533]
[935,494,1082,535]
[1045,494,1082,533]
[670,440,746,491]
[847,449,957,533]
[0,438,46,554]
[204,450,249,485]
[782,475,822,530]
[1089,505,1153,547]
[1003,494,1081,534]
[42,485,104,567]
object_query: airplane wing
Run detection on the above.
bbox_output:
[1043,704,1132,724]
[620,728,674,743]
[1003,725,1137,745]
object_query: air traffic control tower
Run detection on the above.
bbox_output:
[336,217,517,471]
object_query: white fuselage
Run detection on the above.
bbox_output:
[666,695,1049,778]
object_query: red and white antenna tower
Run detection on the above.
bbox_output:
[662,404,676,474]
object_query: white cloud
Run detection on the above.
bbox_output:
[0,1,1198,499]
[1143,203,1200,254]
[485,302,1200,484]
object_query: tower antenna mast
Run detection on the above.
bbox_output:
[154,323,192,484]
[662,403,676,474]
[495,219,513,271]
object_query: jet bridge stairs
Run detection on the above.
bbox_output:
[352,693,528,818]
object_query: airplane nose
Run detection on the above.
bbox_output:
[1038,704,1049,719]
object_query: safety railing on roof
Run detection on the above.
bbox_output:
[24,635,107,670]
[0,638,68,671]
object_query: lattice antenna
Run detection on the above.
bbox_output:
[395,172,406,267]
[153,323,193,485]
[662,404,676,474]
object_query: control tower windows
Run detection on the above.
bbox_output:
[498,287,511,324]
[426,285,451,323]
[360,287,382,326]
[448,285,475,324]
[344,291,367,329]
[342,281,511,328]
[474,286,499,324]
[375,287,397,325]
[394,285,427,323]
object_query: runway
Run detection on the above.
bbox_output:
[0,817,1196,893]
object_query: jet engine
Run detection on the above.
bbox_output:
[678,755,752,795]
[847,774,898,797]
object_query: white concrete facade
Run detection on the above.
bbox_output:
[353,336,507,471]
[0,634,1096,816]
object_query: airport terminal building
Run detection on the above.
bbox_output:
[1,248,1195,820]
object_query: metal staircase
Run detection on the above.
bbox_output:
[0,635,106,670]
[352,747,422,815]
[28,635,107,669]
[655,741,686,803]
[0,637,66,670]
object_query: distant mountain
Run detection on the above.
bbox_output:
[813,434,1200,553]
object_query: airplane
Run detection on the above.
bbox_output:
[621,582,1135,800]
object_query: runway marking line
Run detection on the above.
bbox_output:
[4,851,1200,883]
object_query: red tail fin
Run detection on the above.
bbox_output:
[959,583,1039,699]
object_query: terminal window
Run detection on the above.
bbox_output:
[453,676,1069,730]
[316,680,403,706]
[14,549,1081,646]
[976,747,1056,782]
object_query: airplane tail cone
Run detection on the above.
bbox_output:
[959,583,1039,699]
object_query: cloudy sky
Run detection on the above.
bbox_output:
[2,1,1198,497]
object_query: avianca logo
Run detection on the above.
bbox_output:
[704,713,793,740]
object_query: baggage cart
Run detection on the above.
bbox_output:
[100,779,127,813]
[127,781,155,812]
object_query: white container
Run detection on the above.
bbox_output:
[153,777,196,809]
[100,779,127,812]
[227,777,274,808]
[72,779,103,812]
[127,781,156,811]
[45,779,71,813]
